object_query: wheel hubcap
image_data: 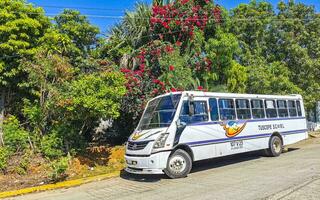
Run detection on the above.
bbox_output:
[169,155,186,174]
[273,139,281,153]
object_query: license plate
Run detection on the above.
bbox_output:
[230,140,243,150]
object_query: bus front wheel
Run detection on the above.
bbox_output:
[266,135,283,157]
[164,149,192,179]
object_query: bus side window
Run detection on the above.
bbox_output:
[236,99,251,119]
[277,100,289,117]
[265,100,277,118]
[179,101,208,124]
[209,98,219,121]
[251,99,265,119]
[296,101,302,116]
[218,99,236,120]
[288,100,297,117]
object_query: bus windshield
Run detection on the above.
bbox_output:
[137,94,181,130]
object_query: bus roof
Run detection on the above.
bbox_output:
[156,91,302,100]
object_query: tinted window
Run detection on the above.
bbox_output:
[288,100,297,117]
[296,101,302,116]
[251,99,265,119]
[277,100,289,117]
[219,99,236,120]
[180,101,208,124]
[209,98,219,121]
[265,100,277,118]
[236,99,251,119]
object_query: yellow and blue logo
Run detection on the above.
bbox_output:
[221,121,247,138]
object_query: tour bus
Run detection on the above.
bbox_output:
[125,91,308,178]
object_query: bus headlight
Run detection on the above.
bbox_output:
[153,133,169,149]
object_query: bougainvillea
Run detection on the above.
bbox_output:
[150,0,221,45]
[118,0,221,129]
[120,41,177,118]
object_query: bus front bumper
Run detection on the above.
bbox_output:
[124,151,171,175]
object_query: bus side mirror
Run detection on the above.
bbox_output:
[176,119,186,128]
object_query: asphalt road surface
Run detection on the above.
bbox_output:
[7,137,320,200]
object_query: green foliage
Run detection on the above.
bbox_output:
[227,61,247,93]
[231,0,320,111]
[0,0,50,86]
[40,132,64,159]
[49,157,69,181]
[3,116,29,153]
[159,50,195,90]
[111,3,151,49]
[54,9,99,55]
[0,147,10,171]
[61,71,126,120]
[205,29,241,91]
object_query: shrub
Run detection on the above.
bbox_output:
[41,132,64,159]
[3,116,29,153]
[0,147,10,172]
[50,157,69,182]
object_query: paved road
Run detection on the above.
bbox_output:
[7,138,320,200]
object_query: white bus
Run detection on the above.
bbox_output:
[125,91,308,178]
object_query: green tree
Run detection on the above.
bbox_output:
[54,9,100,72]
[54,9,99,56]
[205,29,245,91]
[0,0,50,145]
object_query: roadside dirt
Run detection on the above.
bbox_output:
[0,146,125,192]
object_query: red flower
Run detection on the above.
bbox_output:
[165,45,174,53]
[140,63,145,70]
[171,88,177,92]
[120,68,131,73]
[198,86,203,90]
[169,65,175,71]
[175,41,182,47]
[159,81,165,86]
[205,0,210,4]
[150,17,158,24]
[153,88,159,94]
[152,79,160,84]
[162,22,170,29]
[181,0,189,5]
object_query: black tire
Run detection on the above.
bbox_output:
[164,149,192,179]
[266,135,283,157]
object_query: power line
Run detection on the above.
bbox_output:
[35,5,131,12]
[9,10,319,22]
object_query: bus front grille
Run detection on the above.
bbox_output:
[127,141,150,150]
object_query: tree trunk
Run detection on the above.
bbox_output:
[0,91,5,146]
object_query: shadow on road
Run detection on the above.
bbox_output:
[191,151,263,173]
[120,170,167,182]
[121,148,300,182]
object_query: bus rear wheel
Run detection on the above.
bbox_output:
[266,135,283,157]
[164,149,192,179]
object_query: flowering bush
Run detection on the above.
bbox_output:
[114,0,222,138]
[151,0,221,45]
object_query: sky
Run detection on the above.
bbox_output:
[27,0,320,34]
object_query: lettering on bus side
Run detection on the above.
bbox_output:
[258,124,285,131]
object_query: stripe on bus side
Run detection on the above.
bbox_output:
[186,129,308,147]
[188,117,306,127]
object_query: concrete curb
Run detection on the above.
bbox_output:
[0,171,120,199]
